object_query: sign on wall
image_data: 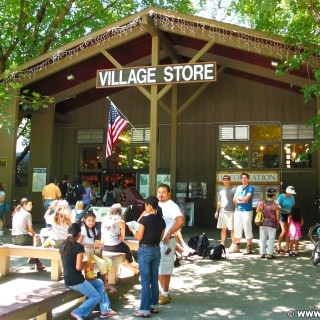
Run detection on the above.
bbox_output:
[32,168,47,192]
[96,62,216,88]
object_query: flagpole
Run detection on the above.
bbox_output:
[106,96,136,130]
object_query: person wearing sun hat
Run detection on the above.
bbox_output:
[276,186,296,254]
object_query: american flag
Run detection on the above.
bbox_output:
[106,102,128,158]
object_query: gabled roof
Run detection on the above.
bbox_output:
[9,7,317,115]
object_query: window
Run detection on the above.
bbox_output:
[252,144,280,169]
[219,125,249,141]
[78,129,104,143]
[80,146,103,170]
[107,128,150,169]
[283,143,312,168]
[282,124,314,140]
[219,123,313,170]
[221,145,249,169]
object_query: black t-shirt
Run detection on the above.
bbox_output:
[60,242,85,286]
[139,213,166,245]
[58,181,68,198]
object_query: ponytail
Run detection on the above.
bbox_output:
[59,223,81,256]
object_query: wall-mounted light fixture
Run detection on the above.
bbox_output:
[67,74,75,81]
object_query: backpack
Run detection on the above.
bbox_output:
[187,235,200,251]
[66,184,79,204]
[197,233,209,256]
[203,244,226,260]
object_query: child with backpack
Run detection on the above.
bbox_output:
[71,201,84,223]
[288,207,304,256]
[78,211,116,294]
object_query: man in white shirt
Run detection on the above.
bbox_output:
[157,184,184,305]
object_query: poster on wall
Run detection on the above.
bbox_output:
[32,168,47,192]
[139,174,171,199]
[176,182,188,198]
[188,182,207,199]
[252,185,263,207]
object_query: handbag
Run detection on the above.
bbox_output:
[255,211,264,226]
[3,201,9,212]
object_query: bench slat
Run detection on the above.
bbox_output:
[0,281,84,320]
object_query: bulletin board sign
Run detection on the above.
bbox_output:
[32,168,47,192]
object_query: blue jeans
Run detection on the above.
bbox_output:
[138,246,161,314]
[68,278,112,318]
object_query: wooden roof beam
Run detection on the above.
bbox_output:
[176,46,314,88]
[177,66,225,115]
[142,14,183,64]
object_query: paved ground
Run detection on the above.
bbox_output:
[1,224,319,320]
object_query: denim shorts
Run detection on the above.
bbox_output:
[280,213,289,223]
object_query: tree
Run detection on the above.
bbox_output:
[228,0,320,151]
[0,0,199,178]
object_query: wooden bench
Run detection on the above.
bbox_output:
[0,280,85,320]
[124,239,139,251]
[0,244,62,281]
[0,244,125,284]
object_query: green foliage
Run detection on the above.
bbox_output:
[0,0,198,133]
[230,0,320,150]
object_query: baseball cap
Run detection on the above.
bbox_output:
[267,188,277,194]
[285,186,296,195]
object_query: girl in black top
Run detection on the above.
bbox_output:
[60,223,117,320]
[129,196,166,317]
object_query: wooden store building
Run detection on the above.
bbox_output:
[0,7,319,227]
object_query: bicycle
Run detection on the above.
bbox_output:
[308,222,320,245]
[309,223,320,265]
[311,241,320,265]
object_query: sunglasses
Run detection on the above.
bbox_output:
[223,178,230,181]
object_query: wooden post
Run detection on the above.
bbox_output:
[149,35,159,196]
[170,85,178,198]
[0,89,19,214]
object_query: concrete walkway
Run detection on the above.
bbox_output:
[0,225,319,320]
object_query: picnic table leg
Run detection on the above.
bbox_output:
[51,259,62,281]
[37,311,52,320]
[0,255,10,276]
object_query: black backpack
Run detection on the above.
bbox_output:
[203,244,226,260]
[197,233,209,256]
[66,184,79,204]
[187,235,200,251]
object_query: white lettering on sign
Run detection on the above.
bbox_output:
[96,62,216,88]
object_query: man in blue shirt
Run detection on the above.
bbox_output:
[231,172,254,255]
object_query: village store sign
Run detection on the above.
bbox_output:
[96,62,216,88]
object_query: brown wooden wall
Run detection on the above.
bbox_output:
[50,72,316,227]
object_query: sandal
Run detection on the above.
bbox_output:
[106,286,117,294]
[267,255,275,259]
[150,308,159,314]
[133,311,150,318]
[100,310,118,318]
[35,262,46,270]
[71,313,84,320]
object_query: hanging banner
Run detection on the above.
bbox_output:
[96,62,216,88]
